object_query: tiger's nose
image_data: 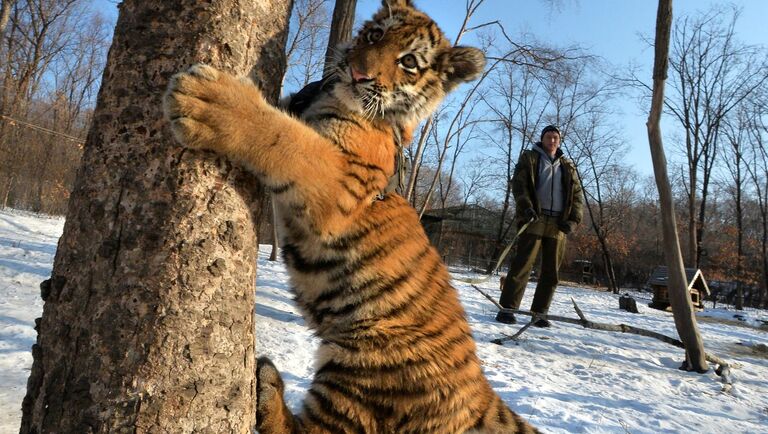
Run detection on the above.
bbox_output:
[351,67,373,83]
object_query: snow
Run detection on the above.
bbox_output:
[1,208,767,433]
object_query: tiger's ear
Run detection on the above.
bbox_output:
[438,46,486,91]
[381,0,414,8]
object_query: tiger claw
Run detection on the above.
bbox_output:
[186,63,220,81]
[163,64,228,150]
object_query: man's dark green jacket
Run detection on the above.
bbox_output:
[511,145,584,230]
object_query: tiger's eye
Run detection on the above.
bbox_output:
[399,54,418,69]
[367,28,384,43]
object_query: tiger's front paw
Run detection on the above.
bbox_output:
[163,64,264,155]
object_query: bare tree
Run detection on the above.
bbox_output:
[646,0,708,373]
[1,0,81,123]
[404,1,574,208]
[20,0,292,431]
[458,156,493,208]
[1,0,84,202]
[665,5,768,267]
[404,0,486,203]
[721,105,755,309]
[745,104,768,308]
[283,0,330,91]
[479,60,550,273]
[433,94,485,211]
[0,0,13,35]
[418,83,487,219]
[416,32,564,218]
[543,57,618,142]
[31,10,109,213]
[404,120,431,208]
[405,112,444,211]
[532,56,622,289]
[0,0,112,214]
[323,0,355,70]
[568,113,627,293]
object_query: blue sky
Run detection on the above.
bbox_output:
[96,0,768,177]
[357,0,768,177]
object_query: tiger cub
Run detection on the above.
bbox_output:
[164,0,538,432]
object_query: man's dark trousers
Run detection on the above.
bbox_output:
[499,215,566,314]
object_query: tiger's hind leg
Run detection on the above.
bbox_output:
[256,357,302,434]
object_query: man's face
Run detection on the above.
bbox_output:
[542,131,561,156]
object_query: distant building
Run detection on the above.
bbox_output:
[561,259,595,285]
[647,266,710,310]
[421,204,513,270]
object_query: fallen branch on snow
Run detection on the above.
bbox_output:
[470,284,734,382]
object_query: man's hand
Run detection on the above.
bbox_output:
[558,220,575,234]
[524,208,538,222]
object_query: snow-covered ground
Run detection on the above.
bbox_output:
[1,208,767,433]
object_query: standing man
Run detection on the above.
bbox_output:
[496,125,584,327]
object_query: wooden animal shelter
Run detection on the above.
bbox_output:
[647,266,710,311]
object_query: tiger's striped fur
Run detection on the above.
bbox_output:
[164,1,538,432]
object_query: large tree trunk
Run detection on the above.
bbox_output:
[323,0,357,71]
[735,161,744,310]
[0,0,12,36]
[581,172,619,293]
[646,0,708,373]
[599,239,619,293]
[687,166,698,267]
[20,0,292,432]
[485,164,514,274]
[269,196,280,261]
[762,205,768,308]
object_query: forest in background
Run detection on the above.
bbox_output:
[1,0,767,306]
[0,0,109,214]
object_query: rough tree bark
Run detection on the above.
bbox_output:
[0,0,12,36]
[323,0,357,71]
[20,0,292,432]
[646,0,708,373]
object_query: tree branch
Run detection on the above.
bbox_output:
[469,285,733,373]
